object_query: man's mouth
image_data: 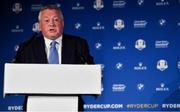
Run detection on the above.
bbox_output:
[49,29,56,32]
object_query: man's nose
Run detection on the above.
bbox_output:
[49,20,55,26]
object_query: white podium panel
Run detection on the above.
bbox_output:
[27,96,78,112]
[4,63,101,95]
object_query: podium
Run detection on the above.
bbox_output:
[4,63,101,111]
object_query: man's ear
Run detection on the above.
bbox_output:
[38,22,41,31]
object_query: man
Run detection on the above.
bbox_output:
[14,5,94,111]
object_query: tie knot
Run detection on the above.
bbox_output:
[50,41,57,47]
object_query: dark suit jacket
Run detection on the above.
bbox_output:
[15,33,94,64]
[14,33,94,111]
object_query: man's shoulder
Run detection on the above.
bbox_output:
[63,33,87,43]
[18,34,44,49]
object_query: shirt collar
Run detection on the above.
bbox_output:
[44,35,63,48]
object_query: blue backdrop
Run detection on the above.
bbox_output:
[0,0,180,111]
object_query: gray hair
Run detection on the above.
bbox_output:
[38,5,64,21]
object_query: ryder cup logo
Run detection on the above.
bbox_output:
[93,0,104,10]
[114,19,125,30]
[32,22,40,33]
[157,59,168,71]
[12,3,22,14]
[135,39,146,51]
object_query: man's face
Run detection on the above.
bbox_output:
[39,9,64,40]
